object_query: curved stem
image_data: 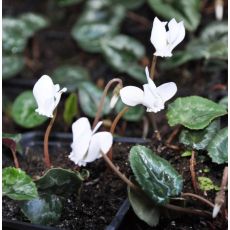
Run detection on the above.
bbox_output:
[92,78,123,129]
[12,150,19,168]
[44,109,57,168]
[181,192,214,208]
[101,152,139,192]
[164,203,212,218]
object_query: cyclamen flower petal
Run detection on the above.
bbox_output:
[33,75,67,118]
[69,117,113,166]
[120,67,177,113]
[150,17,185,57]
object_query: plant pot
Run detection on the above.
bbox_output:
[3,131,150,230]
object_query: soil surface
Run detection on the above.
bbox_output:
[2,138,227,230]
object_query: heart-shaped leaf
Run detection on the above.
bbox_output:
[72,1,125,53]
[101,35,146,82]
[167,96,227,130]
[129,145,183,205]
[12,91,47,128]
[147,0,201,31]
[207,127,228,164]
[115,99,144,121]
[3,55,25,79]
[2,167,38,200]
[179,120,220,150]
[21,194,62,225]
[128,184,160,227]
[63,93,79,126]
[52,65,90,92]
[78,81,111,117]
[35,168,87,196]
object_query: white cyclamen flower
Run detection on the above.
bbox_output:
[33,75,67,118]
[151,17,185,57]
[69,117,113,166]
[120,67,177,113]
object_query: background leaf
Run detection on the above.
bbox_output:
[52,65,90,92]
[2,133,23,154]
[21,194,62,225]
[129,145,183,205]
[179,120,220,150]
[78,82,111,117]
[57,0,82,7]
[167,96,227,129]
[12,91,47,128]
[147,0,201,31]
[207,127,228,164]
[2,167,38,200]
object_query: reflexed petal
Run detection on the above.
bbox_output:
[85,132,113,163]
[92,121,103,134]
[145,67,157,90]
[168,21,185,52]
[150,17,167,55]
[120,86,144,106]
[156,82,177,102]
[53,86,67,109]
[167,18,179,44]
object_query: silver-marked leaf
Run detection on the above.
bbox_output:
[12,91,47,128]
[78,81,111,117]
[3,55,25,79]
[35,168,86,196]
[101,35,146,82]
[147,0,201,31]
[129,145,183,205]
[115,98,144,121]
[2,167,38,200]
[52,65,90,92]
[167,96,227,130]
[207,127,228,164]
[128,185,160,227]
[21,194,62,225]
[179,120,220,150]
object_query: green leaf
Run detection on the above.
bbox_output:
[72,1,125,52]
[115,99,144,121]
[3,55,25,79]
[78,82,111,117]
[21,194,62,225]
[179,120,220,150]
[2,133,23,154]
[128,185,160,227]
[181,150,192,157]
[129,145,183,205]
[198,177,220,191]
[19,13,49,37]
[147,0,201,31]
[2,167,38,200]
[35,168,86,196]
[63,93,78,126]
[57,0,82,7]
[219,96,228,109]
[107,0,145,9]
[12,91,47,128]
[207,127,228,164]
[101,35,146,82]
[167,96,227,130]
[52,65,90,92]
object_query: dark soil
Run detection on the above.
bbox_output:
[2,138,227,230]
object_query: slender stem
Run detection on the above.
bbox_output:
[166,126,181,144]
[190,150,198,193]
[148,113,161,141]
[101,152,139,191]
[142,116,149,139]
[108,106,129,160]
[150,55,157,80]
[181,192,214,208]
[44,109,57,168]
[164,204,212,218]
[12,150,19,168]
[110,106,129,135]
[92,78,123,129]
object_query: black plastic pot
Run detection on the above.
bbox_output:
[3,131,150,230]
